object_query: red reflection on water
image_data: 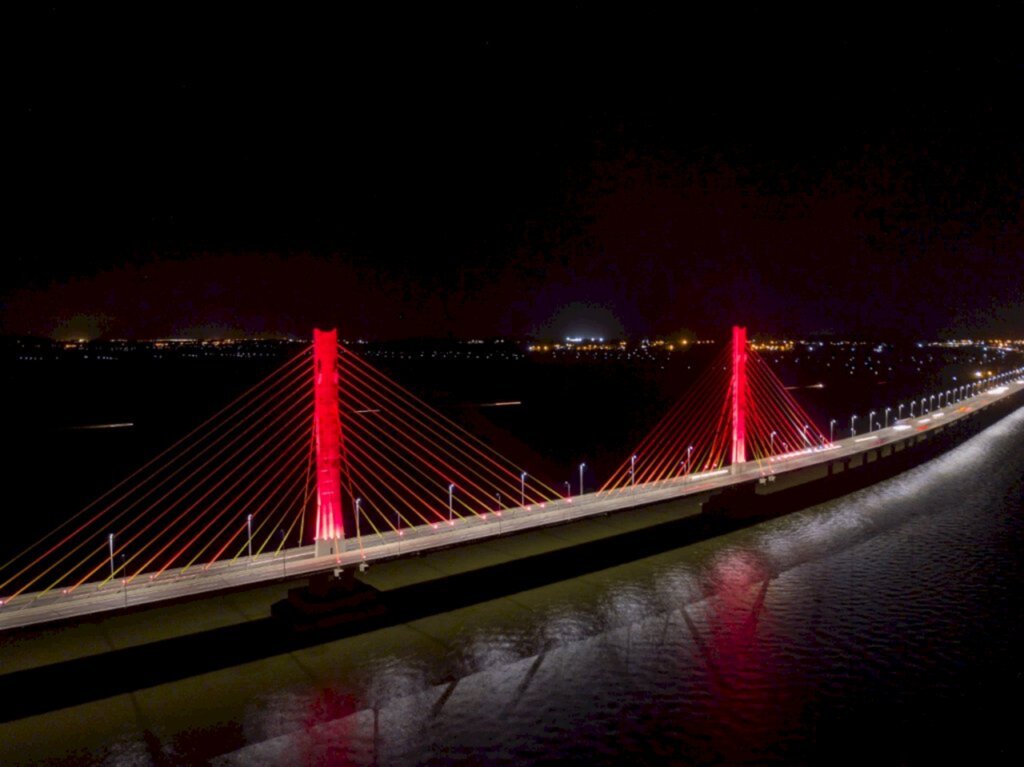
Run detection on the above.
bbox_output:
[304,687,358,729]
[687,548,799,763]
[295,687,361,764]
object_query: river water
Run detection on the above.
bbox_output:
[8,400,1017,765]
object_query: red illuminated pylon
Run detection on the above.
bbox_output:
[313,328,344,556]
[730,325,748,465]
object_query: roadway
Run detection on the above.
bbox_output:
[2,373,1022,632]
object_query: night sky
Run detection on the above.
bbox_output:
[6,6,1023,341]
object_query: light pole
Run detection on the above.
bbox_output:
[279,529,286,577]
[520,472,527,507]
[355,498,362,546]
[869,410,876,432]
[938,392,943,407]
[108,533,115,579]
[770,430,777,453]
[564,480,571,501]
[448,483,455,522]
[495,492,502,514]
[850,414,858,437]
[687,445,693,473]
[910,401,916,417]
[884,407,892,428]
[920,397,926,414]
[830,419,836,442]
[930,394,936,410]
[898,404,905,420]
[803,424,811,444]
[578,463,586,497]
[630,455,637,489]
[247,514,253,560]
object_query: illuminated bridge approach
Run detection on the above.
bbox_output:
[1,327,1021,631]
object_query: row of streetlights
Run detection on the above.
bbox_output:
[343,470,543,542]
[334,359,1024,549]
[102,367,1023,582]
[305,364,1024,550]
[840,366,1024,440]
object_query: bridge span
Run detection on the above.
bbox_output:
[2,373,1021,632]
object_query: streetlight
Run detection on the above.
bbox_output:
[278,529,286,577]
[687,445,694,473]
[520,472,527,507]
[448,483,455,522]
[578,463,586,497]
[355,498,362,544]
[850,414,858,437]
[869,410,876,432]
[898,404,905,420]
[108,533,115,579]
[830,419,836,442]
[884,407,892,428]
[910,401,916,417]
[247,514,253,560]
[937,392,943,407]
[770,430,777,453]
[564,481,572,501]
[920,398,926,414]
[803,424,812,444]
[930,394,936,410]
[495,492,502,514]
[630,455,637,489]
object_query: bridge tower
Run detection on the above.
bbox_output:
[730,325,748,466]
[313,328,345,557]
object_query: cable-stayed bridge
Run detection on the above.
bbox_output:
[2,328,1021,631]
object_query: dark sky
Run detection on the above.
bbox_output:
[6,5,1023,341]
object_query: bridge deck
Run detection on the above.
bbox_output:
[2,377,1022,632]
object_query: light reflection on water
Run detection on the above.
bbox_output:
[20,407,1024,764]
